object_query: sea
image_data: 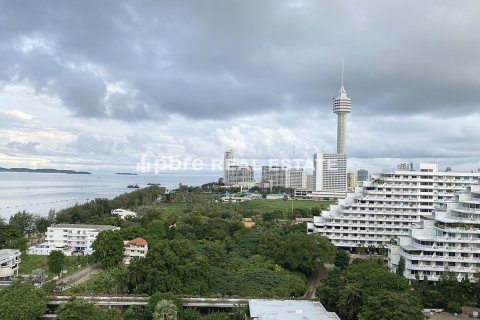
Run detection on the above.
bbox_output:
[0,171,222,219]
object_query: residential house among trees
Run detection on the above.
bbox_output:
[123,237,148,265]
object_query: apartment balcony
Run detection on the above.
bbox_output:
[440,226,480,234]
[0,267,15,278]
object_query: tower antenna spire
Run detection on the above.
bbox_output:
[341,57,344,88]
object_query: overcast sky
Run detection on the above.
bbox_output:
[0,0,479,174]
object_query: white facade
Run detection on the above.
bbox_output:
[308,163,480,249]
[313,153,347,193]
[0,249,21,281]
[287,168,308,189]
[223,150,235,183]
[112,208,137,219]
[225,165,255,187]
[223,150,254,186]
[389,184,480,282]
[266,193,289,200]
[123,238,148,265]
[262,166,287,188]
[28,224,120,256]
[333,82,351,155]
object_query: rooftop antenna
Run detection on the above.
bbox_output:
[341,57,344,88]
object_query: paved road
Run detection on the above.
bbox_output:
[60,263,102,290]
[304,264,334,299]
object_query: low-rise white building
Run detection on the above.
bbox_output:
[123,237,148,265]
[111,208,137,219]
[389,184,480,282]
[266,193,289,200]
[308,163,480,249]
[28,224,120,256]
[0,249,21,281]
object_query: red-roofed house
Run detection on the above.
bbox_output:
[123,237,148,265]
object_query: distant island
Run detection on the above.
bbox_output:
[0,167,91,174]
[116,172,138,175]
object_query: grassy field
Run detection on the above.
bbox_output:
[238,199,332,214]
[160,202,187,215]
[19,254,91,278]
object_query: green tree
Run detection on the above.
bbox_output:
[56,298,103,320]
[396,256,405,276]
[275,233,336,275]
[92,230,124,268]
[0,225,24,249]
[148,219,166,239]
[124,305,146,320]
[147,292,182,318]
[8,235,28,251]
[153,300,178,320]
[358,291,424,320]
[337,283,363,320]
[48,250,66,278]
[334,250,350,270]
[9,210,36,235]
[0,281,47,320]
[318,259,413,319]
[204,313,229,320]
[181,308,203,320]
[35,216,51,233]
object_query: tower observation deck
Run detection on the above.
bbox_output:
[333,66,352,155]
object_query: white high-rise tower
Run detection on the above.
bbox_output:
[333,63,352,155]
[224,150,235,183]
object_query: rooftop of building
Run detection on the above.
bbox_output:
[50,224,119,231]
[0,249,20,259]
[249,299,339,320]
[126,237,148,246]
[112,208,137,213]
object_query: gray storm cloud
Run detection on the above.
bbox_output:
[0,0,479,171]
[0,0,479,121]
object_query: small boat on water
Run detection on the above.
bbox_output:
[127,184,140,189]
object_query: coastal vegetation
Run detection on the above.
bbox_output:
[0,167,91,174]
[3,185,480,319]
[0,281,47,320]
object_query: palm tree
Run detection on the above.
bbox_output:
[126,260,144,292]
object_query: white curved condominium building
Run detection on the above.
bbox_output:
[307,163,480,249]
[389,183,480,282]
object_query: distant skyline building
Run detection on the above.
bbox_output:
[223,150,254,187]
[313,152,347,195]
[398,162,414,171]
[262,166,287,188]
[357,169,369,182]
[333,64,352,155]
[347,171,357,191]
[223,150,235,183]
[287,168,308,189]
